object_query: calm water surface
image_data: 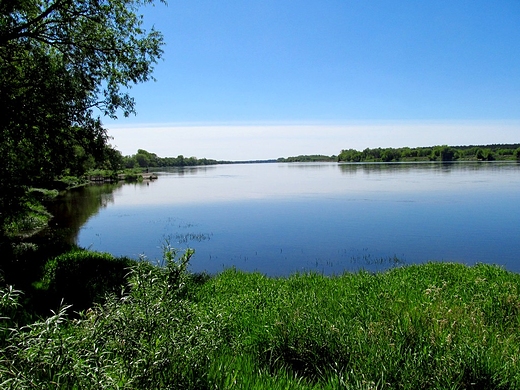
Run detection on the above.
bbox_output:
[51,162,520,276]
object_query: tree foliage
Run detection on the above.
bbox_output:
[430,145,456,161]
[338,144,520,163]
[277,155,337,163]
[0,0,164,224]
[123,149,219,168]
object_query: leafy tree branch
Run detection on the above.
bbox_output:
[0,0,165,227]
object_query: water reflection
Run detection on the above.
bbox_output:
[45,183,121,244]
[160,165,217,176]
[338,161,519,174]
[48,162,520,276]
[103,162,520,207]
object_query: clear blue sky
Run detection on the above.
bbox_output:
[108,0,520,160]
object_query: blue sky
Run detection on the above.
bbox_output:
[108,1,520,160]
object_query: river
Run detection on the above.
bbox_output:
[47,162,520,276]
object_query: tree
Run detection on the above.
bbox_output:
[430,145,456,162]
[0,0,164,225]
[135,152,150,168]
[381,148,399,162]
[102,145,124,171]
[400,147,414,159]
[338,149,362,162]
[475,148,494,161]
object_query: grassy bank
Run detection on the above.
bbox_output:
[200,264,520,389]
[1,249,520,388]
[2,188,59,238]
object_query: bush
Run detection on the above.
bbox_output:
[0,246,223,389]
[54,175,89,189]
[39,250,136,313]
[123,171,143,182]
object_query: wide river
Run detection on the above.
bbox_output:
[50,162,520,276]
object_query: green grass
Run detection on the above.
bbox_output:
[3,198,52,238]
[2,253,520,389]
[198,264,520,388]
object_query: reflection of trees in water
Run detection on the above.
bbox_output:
[44,183,121,245]
[338,161,520,175]
[283,163,337,171]
[158,166,217,177]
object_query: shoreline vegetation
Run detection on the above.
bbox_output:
[337,143,520,163]
[1,248,520,388]
[2,144,520,388]
[122,143,520,167]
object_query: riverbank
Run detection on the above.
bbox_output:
[87,169,158,183]
[1,168,158,239]
[1,249,519,388]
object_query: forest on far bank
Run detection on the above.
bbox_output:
[122,149,220,168]
[124,143,520,168]
[270,143,520,163]
[337,143,520,163]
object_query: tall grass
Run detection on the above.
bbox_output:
[198,263,520,389]
[1,254,520,389]
[0,246,223,388]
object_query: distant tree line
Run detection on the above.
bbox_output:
[123,149,219,168]
[277,155,337,163]
[338,144,520,163]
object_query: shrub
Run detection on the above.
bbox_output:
[123,171,143,182]
[39,250,136,313]
[0,246,223,388]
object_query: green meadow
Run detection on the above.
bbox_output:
[1,247,520,389]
